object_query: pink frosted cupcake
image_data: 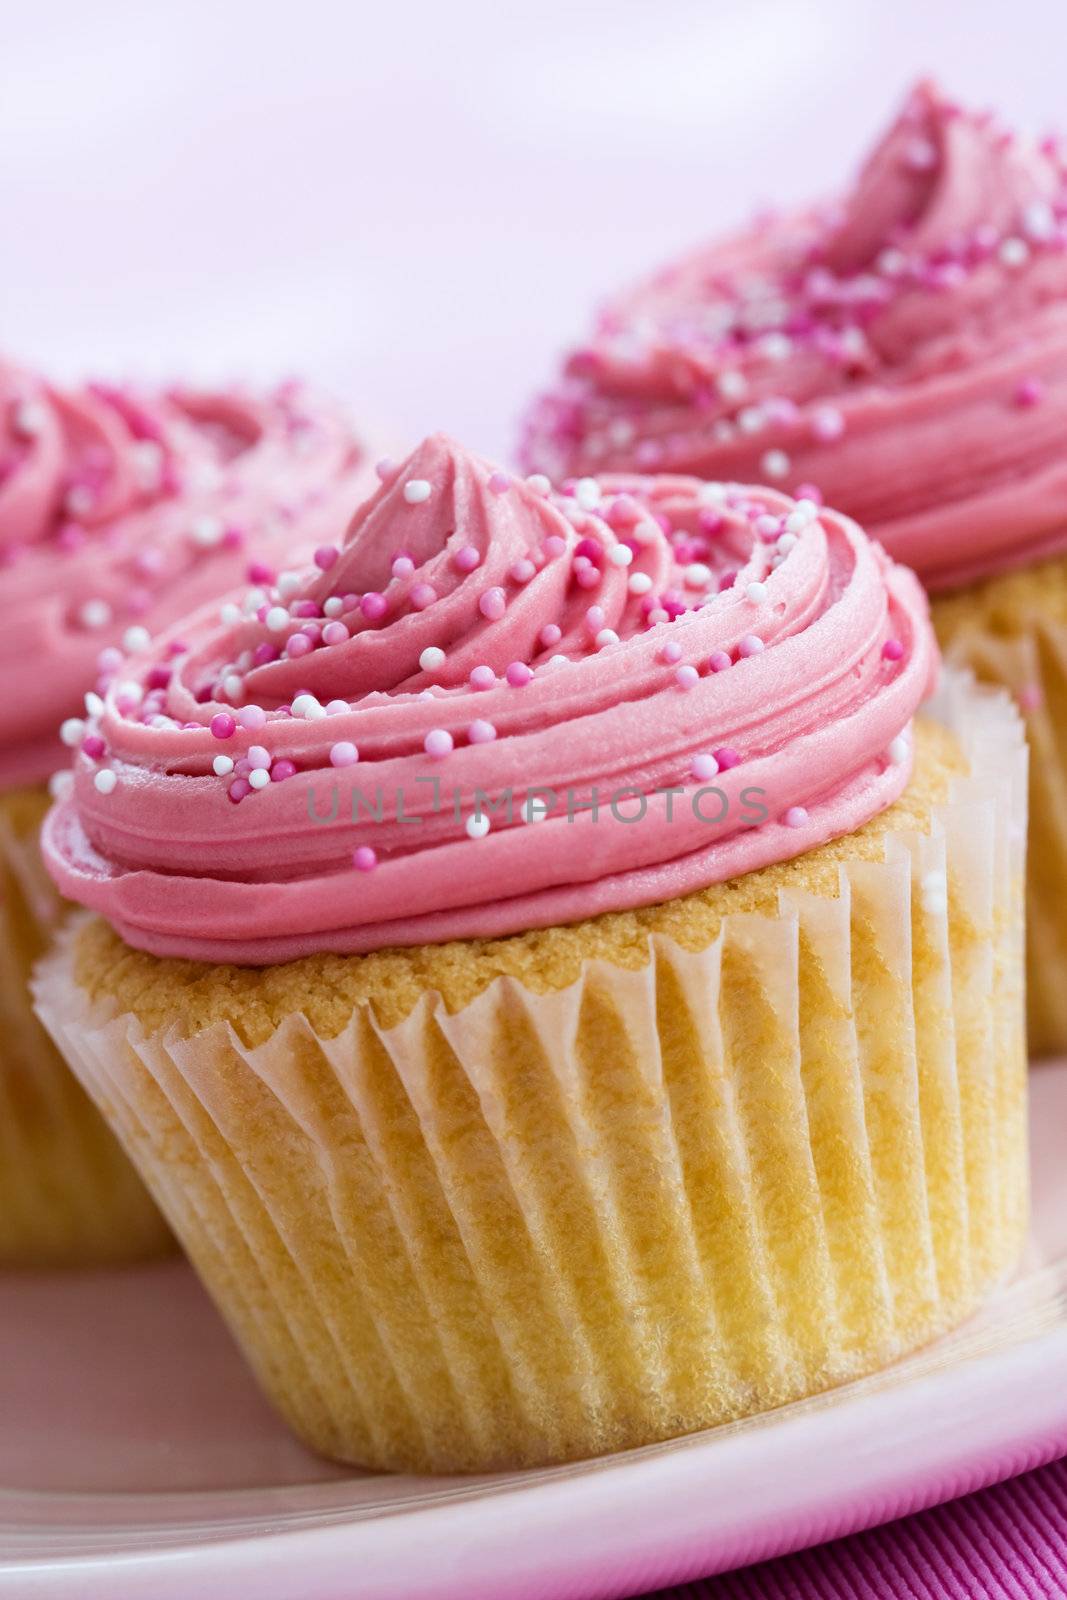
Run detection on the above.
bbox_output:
[523,80,1067,1053]
[0,357,373,1264]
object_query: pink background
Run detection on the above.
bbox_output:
[2,1,1062,462]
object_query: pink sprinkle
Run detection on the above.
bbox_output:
[1019,683,1043,711]
[539,623,562,648]
[479,587,507,621]
[811,406,845,442]
[82,734,106,760]
[361,592,387,621]
[675,664,699,690]
[715,747,741,769]
[325,700,349,715]
[353,845,378,871]
[253,642,279,667]
[221,525,244,552]
[488,470,511,494]
[1014,377,1045,408]
[470,664,496,690]
[425,728,454,759]
[391,555,416,580]
[544,535,567,559]
[238,704,266,731]
[576,566,601,590]
[210,713,236,740]
[286,633,313,658]
[784,806,809,828]
[330,741,359,767]
[882,638,905,661]
[453,545,481,573]
[247,560,275,585]
[410,583,437,611]
[97,647,124,675]
[738,634,765,658]
[506,661,533,687]
[509,558,536,584]
[322,620,350,646]
[718,569,738,592]
[659,640,683,664]
[585,605,606,633]
[691,754,718,780]
[468,719,497,744]
[697,508,723,535]
[794,483,823,506]
[247,746,271,770]
[314,545,339,571]
[271,759,297,781]
[708,650,733,672]
[228,778,251,804]
[374,459,395,482]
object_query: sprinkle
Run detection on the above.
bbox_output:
[660,641,683,664]
[716,370,748,401]
[675,664,699,690]
[1019,683,1043,711]
[596,628,620,649]
[574,477,601,510]
[466,812,491,839]
[737,635,765,657]
[469,665,496,690]
[248,768,271,790]
[286,634,312,658]
[12,399,47,437]
[353,846,377,871]
[60,717,86,747]
[374,458,395,482]
[237,704,266,730]
[488,470,511,494]
[272,759,297,781]
[526,473,552,494]
[403,479,432,504]
[326,699,349,715]
[1014,377,1045,408]
[85,692,105,716]
[323,597,345,617]
[314,545,339,571]
[506,661,533,686]
[247,745,271,770]
[523,795,551,824]
[760,449,791,480]
[330,741,359,767]
[228,778,251,803]
[539,624,562,648]
[628,572,653,595]
[221,603,242,626]
[82,734,106,760]
[322,621,350,646]
[811,406,845,442]
[631,518,660,545]
[738,406,766,435]
[745,581,768,603]
[882,638,904,661]
[79,599,112,630]
[213,755,234,776]
[777,532,798,555]
[210,713,236,740]
[479,587,507,621]
[468,719,497,744]
[509,558,536,583]
[360,592,387,621]
[265,606,290,632]
[1023,200,1056,242]
[292,693,326,720]
[391,555,415,579]
[685,562,713,589]
[784,806,808,828]
[49,770,74,800]
[691,754,719,780]
[607,544,633,567]
[190,515,224,548]
[999,237,1029,269]
[453,545,481,573]
[425,728,454,758]
[410,583,437,611]
[714,747,741,769]
[887,736,908,765]
[420,646,446,672]
[708,650,732,672]
[93,769,117,795]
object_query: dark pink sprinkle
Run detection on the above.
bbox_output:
[167,639,188,658]
[210,713,236,739]
[1015,377,1045,408]
[544,535,567,559]
[292,599,321,618]
[361,591,387,620]
[247,560,275,584]
[221,525,244,551]
[574,537,601,562]
[81,734,106,759]
[718,569,738,592]
[882,638,905,661]
[353,845,377,871]
[314,544,340,570]
[506,661,533,687]
[714,747,741,769]
[146,665,171,690]
[253,641,279,666]
[228,778,251,804]
[271,759,298,781]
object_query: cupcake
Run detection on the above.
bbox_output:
[0,357,372,1264]
[36,437,1027,1470]
[522,81,1067,1053]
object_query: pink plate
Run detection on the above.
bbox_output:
[3,1063,1067,1600]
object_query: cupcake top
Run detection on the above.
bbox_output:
[522,80,1067,593]
[43,435,936,965]
[0,358,370,787]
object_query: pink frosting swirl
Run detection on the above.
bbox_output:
[522,81,1067,592]
[0,359,371,787]
[43,435,936,965]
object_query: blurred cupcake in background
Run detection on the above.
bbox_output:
[36,437,1026,1470]
[522,80,1067,1053]
[0,357,373,1265]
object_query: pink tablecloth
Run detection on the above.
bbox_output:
[651,1455,1067,1598]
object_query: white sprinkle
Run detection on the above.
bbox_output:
[628,572,653,595]
[466,812,491,839]
[84,692,105,717]
[220,603,242,626]
[213,755,235,776]
[60,717,86,747]
[523,795,551,824]
[248,767,271,790]
[760,449,791,480]
[292,693,326,720]
[265,606,290,632]
[525,473,552,495]
[631,517,660,544]
[608,418,636,446]
[323,596,345,617]
[716,370,748,402]
[190,514,224,548]
[12,400,47,438]
[595,628,620,649]
[419,646,446,672]
[887,735,908,766]
[65,485,94,518]
[1023,200,1055,243]
[403,479,432,504]
[999,237,1030,269]
[608,543,633,566]
[746,581,768,603]
[737,406,766,435]
[79,599,112,630]
[574,476,601,510]
[123,625,151,653]
[277,571,303,600]
[221,674,244,702]
[244,587,267,614]
[93,769,117,795]
[758,331,793,361]
[685,562,713,589]
[131,438,165,491]
[776,532,798,555]
[698,482,728,505]
[877,247,908,278]
[49,770,74,800]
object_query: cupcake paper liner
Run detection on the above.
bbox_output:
[0,785,170,1266]
[34,672,1028,1470]
[934,599,1067,1057]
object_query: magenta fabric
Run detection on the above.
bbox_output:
[650,1455,1067,1598]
